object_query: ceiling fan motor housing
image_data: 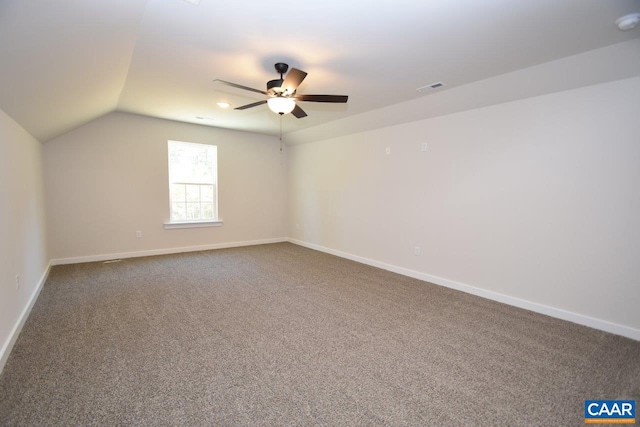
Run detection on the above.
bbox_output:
[267,79,285,95]
[268,63,290,95]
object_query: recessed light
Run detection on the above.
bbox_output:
[182,0,201,5]
[616,13,640,31]
[216,102,230,109]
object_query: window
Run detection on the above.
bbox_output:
[167,140,219,226]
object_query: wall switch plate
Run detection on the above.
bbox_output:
[421,143,428,152]
[15,274,20,289]
[414,246,421,256]
[386,147,391,155]
[136,231,142,238]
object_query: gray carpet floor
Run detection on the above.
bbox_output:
[0,242,638,426]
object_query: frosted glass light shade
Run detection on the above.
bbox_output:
[267,97,296,114]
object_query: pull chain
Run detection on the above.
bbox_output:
[279,112,283,152]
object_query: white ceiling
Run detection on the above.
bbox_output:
[0,0,639,142]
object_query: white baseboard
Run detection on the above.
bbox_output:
[0,262,51,375]
[287,238,640,341]
[51,238,288,265]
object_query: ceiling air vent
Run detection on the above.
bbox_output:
[416,82,445,93]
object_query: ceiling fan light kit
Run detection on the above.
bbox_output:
[214,63,348,119]
[267,97,296,114]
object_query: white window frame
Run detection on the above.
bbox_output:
[164,140,223,229]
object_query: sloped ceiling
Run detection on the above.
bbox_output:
[0,0,148,142]
[0,0,639,143]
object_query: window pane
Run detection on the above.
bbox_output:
[202,203,214,219]
[201,185,214,202]
[172,203,186,221]
[171,184,186,202]
[168,141,216,184]
[186,184,200,202]
[186,203,201,220]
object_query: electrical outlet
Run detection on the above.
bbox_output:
[421,143,428,152]
[136,231,142,238]
[295,223,299,230]
[15,274,20,289]
[386,147,391,155]
[414,246,421,256]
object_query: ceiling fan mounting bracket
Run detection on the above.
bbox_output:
[274,62,289,77]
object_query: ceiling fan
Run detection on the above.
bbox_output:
[213,63,348,118]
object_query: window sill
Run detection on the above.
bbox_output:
[163,220,223,229]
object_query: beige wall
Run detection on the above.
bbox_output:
[44,112,287,260]
[288,76,640,333]
[0,108,49,369]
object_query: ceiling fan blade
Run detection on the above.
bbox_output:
[235,100,267,110]
[213,79,267,95]
[291,104,308,119]
[295,94,348,103]
[281,68,307,94]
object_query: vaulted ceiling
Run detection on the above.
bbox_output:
[1,0,639,143]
